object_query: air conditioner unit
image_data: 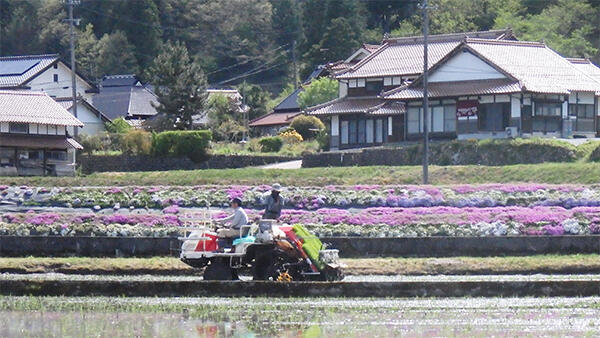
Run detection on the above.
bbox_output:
[505,127,518,138]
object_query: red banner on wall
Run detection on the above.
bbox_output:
[456,100,478,117]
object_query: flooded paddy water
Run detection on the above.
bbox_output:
[1,296,600,337]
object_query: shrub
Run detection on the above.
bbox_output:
[289,115,325,140]
[121,130,152,155]
[77,134,103,155]
[590,144,600,162]
[152,130,212,162]
[258,136,283,152]
[105,117,132,134]
[279,129,303,144]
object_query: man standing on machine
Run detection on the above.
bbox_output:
[263,183,284,220]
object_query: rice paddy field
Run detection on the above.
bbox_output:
[2,296,600,337]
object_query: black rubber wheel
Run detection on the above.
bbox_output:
[252,249,295,281]
[203,260,234,280]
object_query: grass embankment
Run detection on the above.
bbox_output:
[3,255,600,276]
[1,162,599,186]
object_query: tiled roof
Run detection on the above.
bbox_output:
[464,39,600,94]
[369,101,405,115]
[93,85,158,120]
[336,29,513,79]
[567,58,600,82]
[0,134,82,149]
[249,112,300,127]
[274,88,303,112]
[384,79,522,100]
[305,97,403,116]
[0,90,83,126]
[100,74,139,87]
[0,54,59,87]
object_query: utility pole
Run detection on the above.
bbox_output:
[65,0,80,136]
[292,40,298,89]
[241,81,248,142]
[421,0,430,185]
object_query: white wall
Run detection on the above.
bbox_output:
[429,51,506,83]
[26,62,94,101]
[338,82,348,98]
[66,102,105,136]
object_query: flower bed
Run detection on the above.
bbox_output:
[3,184,600,210]
[2,206,600,238]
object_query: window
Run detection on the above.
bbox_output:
[534,102,562,116]
[444,105,456,132]
[375,119,383,143]
[533,102,562,133]
[46,151,67,161]
[358,120,366,144]
[407,107,421,134]
[479,103,509,131]
[9,123,28,134]
[349,120,358,144]
[366,80,383,94]
[53,74,58,83]
[432,106,444,132]
[341,121,349,144]
[53,64,58,69]
[569,104,595,119]
[569,104,595,132]
[366,119,374,143]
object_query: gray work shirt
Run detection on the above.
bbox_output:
[220,207,248,229]
[264,195,284,217]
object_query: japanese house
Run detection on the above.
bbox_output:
[0,54,103,135]
[305,29,600,150]
[0,90,84,176]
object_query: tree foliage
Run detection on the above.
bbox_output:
[146,41,208,130]
[297,77,339,109]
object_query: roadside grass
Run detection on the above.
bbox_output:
[1,162,600,187]
[3,255,600,276]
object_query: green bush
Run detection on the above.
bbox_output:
[77,134,103,155]
[121,130,152,155]
[258,136,283,152]
[105,117,132,134]
[152,130,212,162]
[590,144,600,162]
[289,115,325,140]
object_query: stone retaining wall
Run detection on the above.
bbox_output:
[2,236,599,258]
[78,154,299,173]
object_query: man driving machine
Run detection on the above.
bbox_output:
[217,198,248,238]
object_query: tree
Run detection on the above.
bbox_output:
[236,82,271,120]
[298,77,339,109]
[495,0,598,58]
[76,24,100,80]
[146,41,208,130]
[207,93,246,141]
[0,0,41,56]
[289,115,325,140]
[36,0,69,56]
[96,31,139,77]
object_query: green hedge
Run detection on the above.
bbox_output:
[258,136,283,152]
[152,130,212,162]
[590,144,600,162]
